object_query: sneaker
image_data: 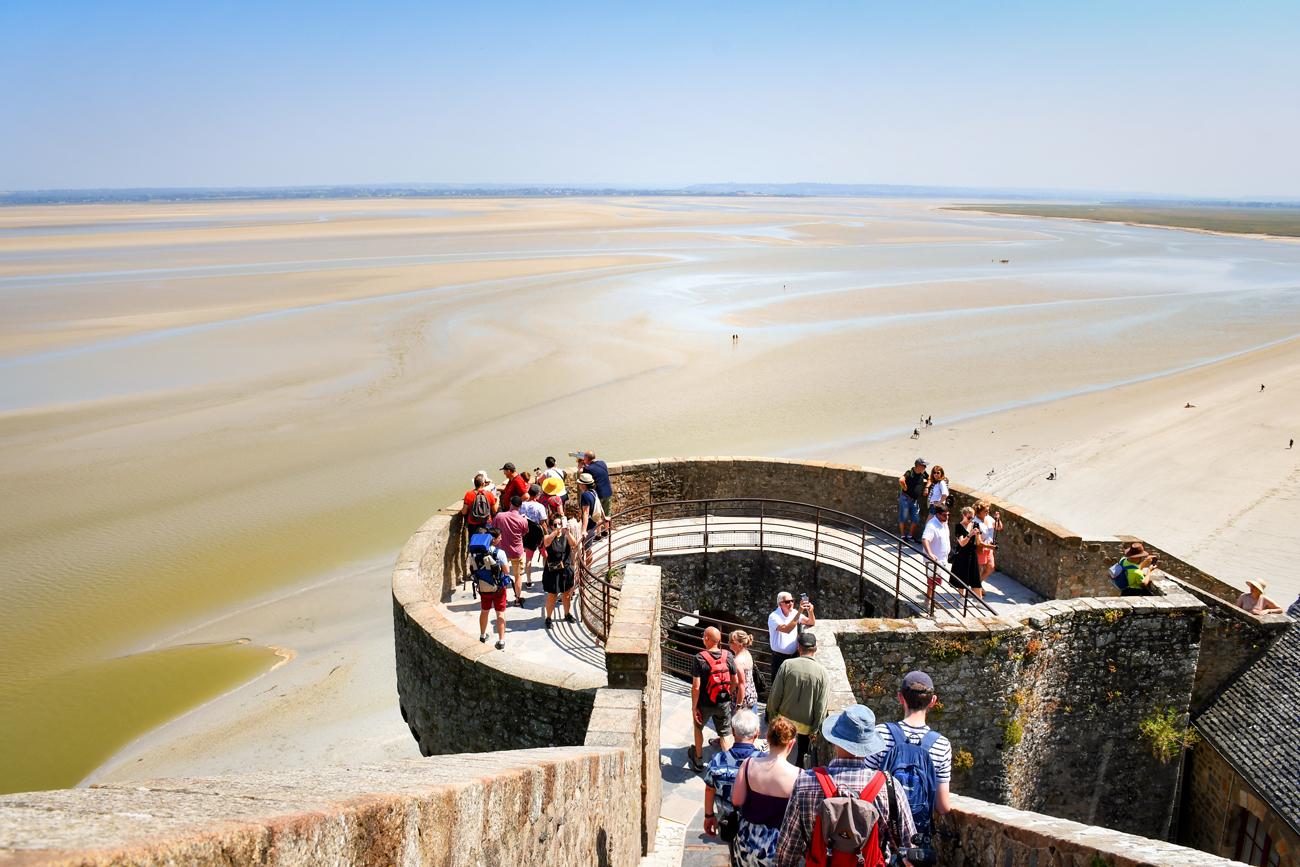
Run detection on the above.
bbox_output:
[480,634,487,643]
[525,579,534,590]
[495,640,505,650]
[686,745,704,773]
[708,737,721,749]
[564,613,576,624]
[545,617,553,630]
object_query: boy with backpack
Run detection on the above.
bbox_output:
[865,671,952,845]
[470,527,511,650]
[688,626,737,773]
[774,704,915,867]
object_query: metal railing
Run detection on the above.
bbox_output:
[576,498,994,645]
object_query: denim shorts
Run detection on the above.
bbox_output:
[899,494,920,525]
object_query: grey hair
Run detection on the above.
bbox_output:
[732,709,760,742]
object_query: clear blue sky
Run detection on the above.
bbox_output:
[2,1,1298,196]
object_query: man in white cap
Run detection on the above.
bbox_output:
[774,704,915,867]
[1236,579,1284,615]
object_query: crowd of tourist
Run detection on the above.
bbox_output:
[901,458,1004,603]
[693,597,949,867]
[460,450,613,649]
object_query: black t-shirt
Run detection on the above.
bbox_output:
[691,648,737,707]
[903,468,929,500]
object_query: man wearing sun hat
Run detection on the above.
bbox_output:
[774,704,916,867]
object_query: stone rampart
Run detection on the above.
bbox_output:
[939,794,1240,867]
[833,588,1204,840]
[0,748,639,867]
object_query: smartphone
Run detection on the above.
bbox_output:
[800,593,808,605]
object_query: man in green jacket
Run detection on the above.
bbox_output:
[766,631,828,769]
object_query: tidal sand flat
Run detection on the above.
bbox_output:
[2,197,1299,793]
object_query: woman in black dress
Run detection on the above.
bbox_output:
[950,506,983,599]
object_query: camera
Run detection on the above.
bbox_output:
[893,834,937,867]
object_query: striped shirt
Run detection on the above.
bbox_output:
[864,722,952,783]
[774,758,917,867]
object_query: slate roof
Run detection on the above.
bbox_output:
[1194,597,1300,836]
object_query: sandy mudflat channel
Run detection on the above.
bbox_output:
[1,197,1297,791]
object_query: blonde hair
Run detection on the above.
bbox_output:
[961,506,975,519]
[974,501,990,515]
[767,716,798,750]
[730,630,753,648]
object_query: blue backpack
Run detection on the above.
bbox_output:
[881,722,941,835]
[468,533,505,596]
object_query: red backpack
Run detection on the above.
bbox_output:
[805,769,891,867]
[701,649,732,704]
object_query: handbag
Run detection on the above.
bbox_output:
[717,803,739,843]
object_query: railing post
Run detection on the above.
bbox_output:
[759,501,764,554]
[649,504,655,564]
[895,536,903,619]
[859,521,868,616]
[606,520,612,576]
[703,501,709,580]
[812,509,821,592]
[962,591,969,618]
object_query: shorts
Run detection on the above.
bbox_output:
[542,565,575,594]
[480,588,508,612]
[695,700,733,738]
[925,559,944,586]
[600,496,612,515]
[899,494,920,525]
[508,557,525,574]
[978,548,993,566]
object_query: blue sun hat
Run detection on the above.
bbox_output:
[820,704,887,758]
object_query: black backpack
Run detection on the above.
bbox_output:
[523,518,545,551]
[468,490,492,524]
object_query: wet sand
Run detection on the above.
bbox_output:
[2,196,1299,792]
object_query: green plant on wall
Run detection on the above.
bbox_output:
[1091,853,1107,867]
[1003,718,1023,746]
[930,637,967,661]
[1102,609,1123,624]
[953,749,974,771]
[1139,709,1199,763]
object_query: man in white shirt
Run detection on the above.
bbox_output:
[921,505,951,603]
[767,591,816,683]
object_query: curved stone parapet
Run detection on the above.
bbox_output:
[392,513,606,757]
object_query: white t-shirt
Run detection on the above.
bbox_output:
[977,516,996,544]
[928,479,948,505]
[539,467,566,483]
[768,606,811,655]
[921,517,951,562]
[519,500,547,525]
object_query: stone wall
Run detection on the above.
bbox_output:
[600,458,1133,602]
[834,589,1204,840]
[938,793,1240,867]
[1181,741,1299,867]
[0,748,639,867]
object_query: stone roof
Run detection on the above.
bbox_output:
[1194,597,1300,836]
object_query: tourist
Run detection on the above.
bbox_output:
[582,450,614,529]
[490,495,528,607]
[730,630,758,710]
[766,631,828,770]
[519,484,549,589]
[865,671,952,836]
[689,626,738,773]
[1236,579,1284,615]
[702,708,765,854]
[950,506,982,599]
[773,705,916,867]
[731,716,799,867]
[921,505,951,601]
[538,456,567,503]
[577,472,606,566]
[927,465,949,515]
[499,462,528,511]
[461,473,498,531]
[539,476,566,516]
[767,591,816,682]
[540,512,579,628]
[899,459,930,541]
[975,501,1002,585]
[1118,544,1157,596]
[474,527,511,650]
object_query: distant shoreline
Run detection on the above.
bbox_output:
[947,204,1300,244]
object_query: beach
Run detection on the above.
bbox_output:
[2,196,1298,793]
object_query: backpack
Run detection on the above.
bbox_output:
[701,649,733,705]
[881,722,940,836]
[468,533,504,595]
[468,490,492,524]
[805,769,893,867]
[522,518,544,551]
[1108,561,1128,591]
